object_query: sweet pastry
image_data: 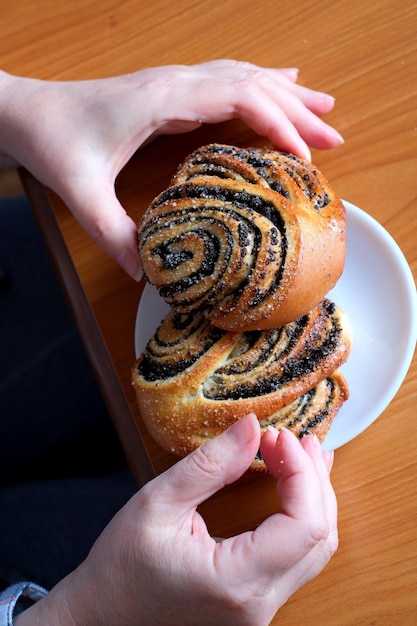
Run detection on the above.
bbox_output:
[132,298,351,472]
[134,144,350,470]
[138,143,346,331]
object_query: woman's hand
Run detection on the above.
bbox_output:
[17,415,337,625]
[0,61,343,279]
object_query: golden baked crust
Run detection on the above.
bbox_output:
[132,298,351,472]
[138,144,346,331]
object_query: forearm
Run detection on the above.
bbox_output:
[0,70,44,171]
[0,70,60,178]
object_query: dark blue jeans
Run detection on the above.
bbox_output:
[0,196,137,589]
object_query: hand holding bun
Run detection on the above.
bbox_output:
[138,144,346,330]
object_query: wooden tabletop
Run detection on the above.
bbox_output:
[3,1,417,623]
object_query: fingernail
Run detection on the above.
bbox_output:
[226,414,257,446]
[298,146,312,162]
[333,130,345,144]
[276,427,298,444]
[323,449,335,472]
[287,67,300,80]
[280,426,296,437]
[119,249,142,281]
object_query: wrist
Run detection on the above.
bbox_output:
[13,561,112,626]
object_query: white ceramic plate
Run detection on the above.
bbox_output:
[135,201,417,450]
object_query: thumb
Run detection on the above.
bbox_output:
[63,177,142,280]
[153,414,261,511]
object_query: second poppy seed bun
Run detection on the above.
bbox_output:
[131,298,351,472]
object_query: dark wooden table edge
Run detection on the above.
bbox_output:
[19,168,155,487]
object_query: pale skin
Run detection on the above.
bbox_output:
[15,416,337,626]
[0,60,342,623]
[0,59,343,281]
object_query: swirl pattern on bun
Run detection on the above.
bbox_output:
[138,144,346,331]
[132,298,351,472]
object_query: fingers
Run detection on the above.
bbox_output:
[167,60,344,159]
[150,414,261,511]
[271,94,343,152]
[290,82,336,115]
[276,431,338,591]
[226,428,337,583]
[260,429,337,542]
[229,75,343,156]
[261,428,332,528]
[63,177,142,281]
[273,67,300,82]
[231,87,313,161]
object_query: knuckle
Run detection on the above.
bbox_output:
[307,516,331,546]
[89,216,112,245]
[189,444,221,479]
[305,519,339,559]
[238,63,265,86]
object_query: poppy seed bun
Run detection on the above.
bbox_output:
[132,298,351,472]
[138,144,346,331]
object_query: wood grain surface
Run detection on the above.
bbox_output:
[2,1,417,623]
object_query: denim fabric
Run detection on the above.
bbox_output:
[0,582,47,624]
